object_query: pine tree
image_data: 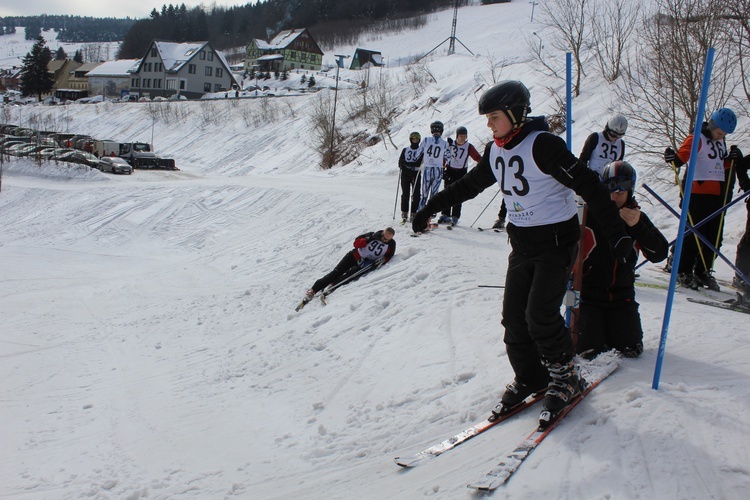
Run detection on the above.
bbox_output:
[307,75,316,88]
[73,50,84,63]
[55,47,67,60]
[19,36,54,101]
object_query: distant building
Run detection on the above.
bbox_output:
[244,28,323,73]
[0,67,22,91]
[350,49,383,70]
[47,59,82,95]
[84,59,140,99]
[130,41,237,99]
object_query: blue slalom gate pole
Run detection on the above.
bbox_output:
[566,53,572,150]
[653,48,715,390]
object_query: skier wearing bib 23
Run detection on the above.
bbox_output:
[412,81,632,427]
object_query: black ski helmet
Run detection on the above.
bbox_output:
[478,80,531,129]
[456,126,468,136]
[409,131,421,142]
[430,121,444,135]
[601,160,637,198]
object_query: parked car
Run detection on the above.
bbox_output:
[118,94,139,102]
[53,150,99,167]
[168,94,187,101]
[138,96,151,102]
[152,96,168,102]
[97,156,133,174]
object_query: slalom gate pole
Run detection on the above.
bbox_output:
[470,188,501,228]
[639,184,750,284]
[393,169,401,220]
[653,48,714,390]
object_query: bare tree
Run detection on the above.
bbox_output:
[615,0,738,164]
[309,90,339,168]
[366,72,401,149]
[725,0,750,108]
[590,0,641,82]
[538,0,590,96]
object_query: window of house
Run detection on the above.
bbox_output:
[205,67,213,76]
[301,53,307,61]
[291,51,296,59]
[155,79,162,88]
[188,64,196,74]
[180,80,186,90]
[132,78,140,87]
[144,78,151,87]
[207,52,213,61]
[216,68,223,78]
[200,51,206,60]
[167,79,176,90]
[214,83,221,92]
[151,48,157,57]
[204,82,211,92]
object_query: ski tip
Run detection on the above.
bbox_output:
[477,227,484,231]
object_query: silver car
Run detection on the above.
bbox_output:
[97,157,133,175]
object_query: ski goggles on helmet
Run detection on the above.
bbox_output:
[605,176,634,192]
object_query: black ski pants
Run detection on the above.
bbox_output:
[576,300,643,357]
[677,193,724,275]
[400,168,421,216]
[501,243,577,389]
[735,201,750,284]
[312,251,369,293]
[441,168,467,219]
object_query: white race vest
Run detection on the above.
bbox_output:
[420,137,450,169]
[447,142,471,170]
[357,238,390,260]
[489,131,577,227]
[693,135,727,181]
[587,132,624,176]
[403,145,423,165]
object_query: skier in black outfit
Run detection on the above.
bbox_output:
[412,80,632,427]
[732,151,750,295]
[398,132,424,222]
[576,161,668,359]
[301,228,396,304]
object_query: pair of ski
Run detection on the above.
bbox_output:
[686,294,750,315]
[393,351,620,491]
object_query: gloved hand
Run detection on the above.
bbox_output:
[664,147,682,167]
[412,208,431,233]
[729,145,744,161]
[353,237,367,248]
[358,258,372,269]
[610,234,634,262]
[374,257,386,269]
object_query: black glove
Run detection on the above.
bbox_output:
[412,208,431,233]
[664,147,682,167]
[610,234,634,262]
[729,145,743,161]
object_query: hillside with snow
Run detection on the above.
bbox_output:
[2,1,750,498]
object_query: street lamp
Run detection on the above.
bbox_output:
[328,54,350,169]
[533,32,543,54]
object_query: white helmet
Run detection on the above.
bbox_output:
[605,114,628,137]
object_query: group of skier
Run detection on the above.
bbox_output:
[298,78,749,428]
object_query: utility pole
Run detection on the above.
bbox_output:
[417,0,473,62]
[328,54,349,169]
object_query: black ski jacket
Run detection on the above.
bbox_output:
[418,116,629,255]
[581,199,669,304]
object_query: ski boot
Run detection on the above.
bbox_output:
[539,357,583,429]
[438,215,452,224]
[295,289,316,312]
[400,211,408,225]
[678,272,699,290]
[490,379,548,421]
[695,270,720,291]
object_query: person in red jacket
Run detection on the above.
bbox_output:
[301,228,396,304]
[576,161,668,358]
[664,108,740,291]
[438,126,482,225]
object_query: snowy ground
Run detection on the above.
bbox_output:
[2,1,750,499]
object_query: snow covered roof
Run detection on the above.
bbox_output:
[265,29,305,49]
[257,54,284,61]
[154,41,207,72]
[84,59,141,77]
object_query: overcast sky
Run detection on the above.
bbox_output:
[1,1,251,19]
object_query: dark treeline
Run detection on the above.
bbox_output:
[0,15,135,42]
[117,0,465,59]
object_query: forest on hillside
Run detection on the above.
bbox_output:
[116,0,465,60]
[0,15,135,42]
